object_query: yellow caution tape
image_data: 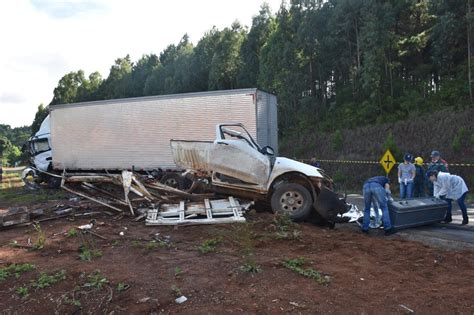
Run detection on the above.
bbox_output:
[298,158,474,167]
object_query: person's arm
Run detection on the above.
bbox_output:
[435,175,449,198]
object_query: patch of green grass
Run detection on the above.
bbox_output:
[197,237,221,254]
[0,263,36,282]
[9,240,21,248]
[84,270,108,289]
[64,296,81,307]
[67,228,78,238]
[31,270,66,289]
[16,286,29,298]
[78,246,102,261]
[0,187,68,204]
[282,258,330,285]
[146,240,158,250]
[111,240,120,246]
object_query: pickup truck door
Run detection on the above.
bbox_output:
[210,139,271,185]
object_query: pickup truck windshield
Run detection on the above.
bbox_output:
[220,125,262,151]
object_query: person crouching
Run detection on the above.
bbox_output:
[361,176,396,235]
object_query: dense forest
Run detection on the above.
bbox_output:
[2,0,473,165]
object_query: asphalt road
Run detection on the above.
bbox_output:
[345,194,474,251]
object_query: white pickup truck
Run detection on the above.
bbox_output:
[171,123,347,222]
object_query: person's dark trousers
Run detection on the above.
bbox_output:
[413,182,424,197]
[445,192,469,221]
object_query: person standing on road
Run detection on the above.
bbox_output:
[426,150,449,196]
[398,154,415,199]
[361,176,396,235]
[413,157,425,197]
[428,170,469,225]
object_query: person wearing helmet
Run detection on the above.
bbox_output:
[398,153,415,199]
[413,157,425,197]
[426,150,449,196]
[427,170,469,225]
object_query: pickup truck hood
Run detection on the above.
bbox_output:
[268,157,323,185]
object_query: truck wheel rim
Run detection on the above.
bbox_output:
[280,191,304,212]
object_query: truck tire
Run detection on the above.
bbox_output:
[271,183,312,221]
[160,173,184,190]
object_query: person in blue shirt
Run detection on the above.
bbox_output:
[361,176,396,235]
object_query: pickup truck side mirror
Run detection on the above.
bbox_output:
[261,146,275,156]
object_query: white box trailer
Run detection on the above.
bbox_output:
[49,89,278,171]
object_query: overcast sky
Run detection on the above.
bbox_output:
[0,0,282,128]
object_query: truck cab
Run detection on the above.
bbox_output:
[22,115,57,188]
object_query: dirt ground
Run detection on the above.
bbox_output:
[0,192,473,315]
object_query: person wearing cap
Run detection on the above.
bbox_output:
[413,157,425,197]
[427,170,469,225]
[426,150,449,196]
[398,153,415,199]
[361,176,396,235]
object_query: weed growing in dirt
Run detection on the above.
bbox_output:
[31,270,66,289]
[84,270,109,289]
[111,240,120,246]
[0,263,36,282]
[116,282,129,292]
[174,266,183,278]
[131,240,141,248]
[273,214,301,240]
[239,261,262,274]
[32,223,46,250]
[197,237,221,253]
[67,228,78,237]
[16,286,29,298]
[171,284,182,297]
[282,258,330,285]
[78,246,103,261]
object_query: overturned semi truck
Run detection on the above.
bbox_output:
[23,88,347,222]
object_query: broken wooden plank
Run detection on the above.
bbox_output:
[61,184,123,213]
[81,182,129,206]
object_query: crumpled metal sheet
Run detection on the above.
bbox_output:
[171,140,270,185]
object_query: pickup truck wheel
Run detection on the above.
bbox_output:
[271,183,312,221]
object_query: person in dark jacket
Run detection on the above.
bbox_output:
[413,157,425,197]
[361,176,396,235]
[426,150,448,196]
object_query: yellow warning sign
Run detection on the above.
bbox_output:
[379,149,396,175]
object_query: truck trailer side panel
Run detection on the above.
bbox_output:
[50,89,277,171]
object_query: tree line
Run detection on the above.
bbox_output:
[9,0,474,166]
